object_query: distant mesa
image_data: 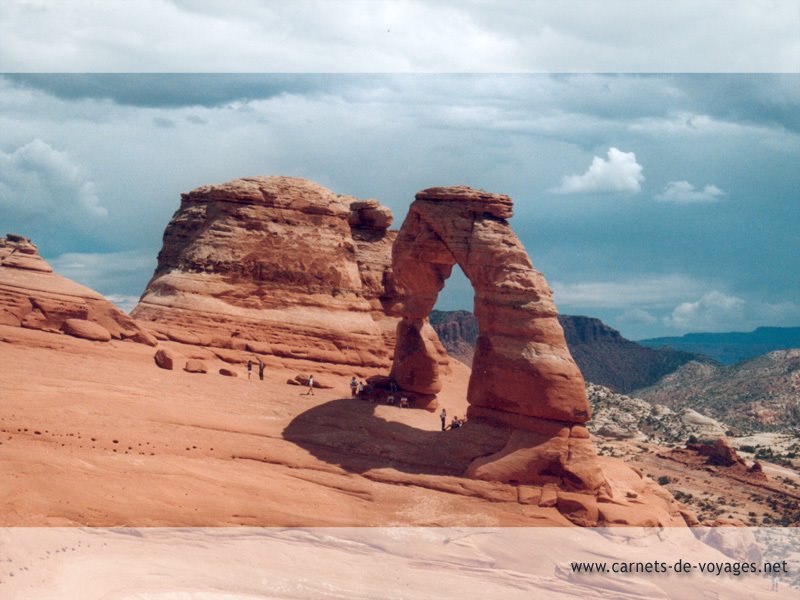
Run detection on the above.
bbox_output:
[431,310,712,393]
[639,327,800,365]
[0,233,152,344]
[131,176,413,370]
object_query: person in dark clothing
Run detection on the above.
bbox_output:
[247,360,253,381]
[350,376,358,398]
[257,358,265,381]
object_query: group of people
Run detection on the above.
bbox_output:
[244,363,464,429]
[439,408,466,431]
[349,376,411,407]
[246,358,266,381]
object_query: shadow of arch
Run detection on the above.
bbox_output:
[282,398,510,477]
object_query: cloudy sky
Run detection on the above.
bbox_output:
[0,3,798,340]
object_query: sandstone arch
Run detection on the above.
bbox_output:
[390,186,604,490]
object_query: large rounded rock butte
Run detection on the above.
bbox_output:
[131,176,445,370]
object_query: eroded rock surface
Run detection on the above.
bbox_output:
[389,187,600,491]
[0,234,150,342]
[132,177,410,370]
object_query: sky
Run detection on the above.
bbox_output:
[0,2,798,340]
[1,0,798,72]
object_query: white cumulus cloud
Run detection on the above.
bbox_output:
[552,147,644,194]
[616,307,658,325]
[656,180,725,203]
[664,290,745,330]
[551,274,706,308]
[0,138,107,228]
[48,249,154,299]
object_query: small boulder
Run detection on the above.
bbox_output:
[154,348,176,370]
[184,359,208,374]
[219,367,237,377]
[61,318,112,342]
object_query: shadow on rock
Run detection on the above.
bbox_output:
[282,398,510,477]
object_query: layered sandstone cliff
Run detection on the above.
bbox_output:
[0,234,152,343]
[131,176,443,369]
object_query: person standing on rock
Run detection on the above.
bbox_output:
[257,358,265,381]
[306,375,314,395]
[247,360,253,381]
[440,408,447,431]
[350,376,358,398]
[357,381,365,400]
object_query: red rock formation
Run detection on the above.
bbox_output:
[0,234,150,342]
[61,318,112,342]
[390,187,602,491]
[688,437,746,467]
[184,359,208,374]
[132,177,407,370]
[154,348,177,370]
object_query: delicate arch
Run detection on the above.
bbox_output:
[390,186,590,425]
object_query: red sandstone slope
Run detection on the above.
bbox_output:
[0,323,684,528]
[0,234,153,344]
